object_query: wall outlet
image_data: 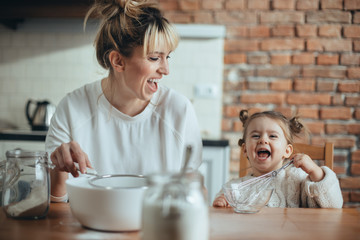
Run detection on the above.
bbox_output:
[194,84,218,98]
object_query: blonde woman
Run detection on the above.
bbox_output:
[46,0,202,202]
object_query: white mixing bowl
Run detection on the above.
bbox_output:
[66,175,147,231]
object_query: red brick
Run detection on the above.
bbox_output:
[165,12,192,23]
[272,25,295,37]
[248,0,270,10]
[222,119,233,132]
[296,0,319,10]
[260,12,304,24]
[271,54,291,65]
[306,11,351,23]
[305,121,325,134]
[344,26,360,38]
[287,93,331,105]
[317,54,339,65]
[223,105,243,118]
[226,26,248,38]
[249,26,270,38]
[240,93,286,104]
[332,94,344,105]
[317,80,336,91]
[345,0,360,10]
[351,163,360,175]
[350,192,360,201]
[225,0,245,9]
[307,39,353,51]
[348,67,360,78]
[270,79,293,91]
[312,136,356,148]
[352,150,360,161]
[272,0,295,9]
[321,0,343,9]
[193,11,214,23]
[224,53,247,64]
[225,39,259,51]
[338,81,360,93]
[345,96,360,106]
[355,41,360,52]
[296,24,317,37]
[292,53,315,65]
[201,0,223,9]
[341,176,360,189]
[320,107,352,120]
[261,39,304,51]
[298,107,320,119]
[319,24,342,37]
[333,166,346,175]
[326,123,348,134]
[233,121,243,132]
[158,0,179,10]
[179,0,200,10]
[273,107,293,118]
[303,66,347,79]
[294,78,316,91]
[257,66,300,77]
[247,81,269,90]
[348,123,360,134]
[355,108,360,119]
[354,12,360,23]
[248,54,269,64]
[215,11,257,24]
[341,54,360,65]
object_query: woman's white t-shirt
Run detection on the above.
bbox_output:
[45,80,203,175]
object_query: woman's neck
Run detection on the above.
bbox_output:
[101,77,149,117]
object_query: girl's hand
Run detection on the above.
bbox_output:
[212,194,230,208]
[291,153,325,182]
[50,141,92,177]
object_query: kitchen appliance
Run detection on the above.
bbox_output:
[25,100,56,131]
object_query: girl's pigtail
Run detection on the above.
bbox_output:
[238,110,249,146]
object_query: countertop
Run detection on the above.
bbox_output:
[0,130,229,147]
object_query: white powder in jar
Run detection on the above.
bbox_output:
[142,200,209,240]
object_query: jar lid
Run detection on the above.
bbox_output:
[6,149,48,158]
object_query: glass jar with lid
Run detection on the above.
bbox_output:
[141,170,209,240]
[2,149,51,219]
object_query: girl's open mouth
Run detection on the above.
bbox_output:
[257,149,271,160]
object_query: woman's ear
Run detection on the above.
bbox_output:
[109,50,125,72]
[284,144,293,159]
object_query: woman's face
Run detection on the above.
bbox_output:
[120,45,171,102]
[243,117,293,176]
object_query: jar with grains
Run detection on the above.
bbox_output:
[2,149,50,219]
[141,171,209,240]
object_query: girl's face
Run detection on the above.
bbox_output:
[243,117,293,177]
[118,45,171,102]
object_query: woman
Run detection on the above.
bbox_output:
[46,0,203,202]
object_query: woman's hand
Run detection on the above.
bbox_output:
[50,141,92,177]
[291,153,325,182]
[212,194,230,208]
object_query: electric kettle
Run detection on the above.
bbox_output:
[25,100,56,131]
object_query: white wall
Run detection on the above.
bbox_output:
[0,20,224,138]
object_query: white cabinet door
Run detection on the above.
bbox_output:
[199,146,229,205]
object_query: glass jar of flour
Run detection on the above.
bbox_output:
[2,149,50,219]
[142,171,209,240]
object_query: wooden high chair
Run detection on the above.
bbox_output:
[239,142,334,177]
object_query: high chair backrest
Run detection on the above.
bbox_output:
[239,142,334,177]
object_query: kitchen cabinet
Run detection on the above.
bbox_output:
[199,145,230,205]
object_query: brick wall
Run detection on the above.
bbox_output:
[156,0,360,208]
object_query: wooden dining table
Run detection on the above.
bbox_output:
[0,203,359,240]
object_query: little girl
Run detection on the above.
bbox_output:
[213,110,343,208]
